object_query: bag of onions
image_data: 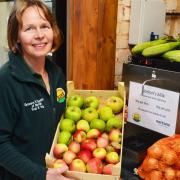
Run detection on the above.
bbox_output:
[135,134,180,180]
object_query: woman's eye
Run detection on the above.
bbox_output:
[25,27,33,31]
[42,25,50,29]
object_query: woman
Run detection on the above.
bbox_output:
[0,0,72,179]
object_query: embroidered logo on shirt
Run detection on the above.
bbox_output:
[24,98,45,111]
[56,88,65,103]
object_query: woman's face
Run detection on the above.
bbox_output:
[18,6,53,61]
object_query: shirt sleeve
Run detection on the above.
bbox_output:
[0,88,47,180]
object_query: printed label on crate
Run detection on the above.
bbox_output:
[127,81,179,136]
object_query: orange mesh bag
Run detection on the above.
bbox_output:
[136,134,180,180]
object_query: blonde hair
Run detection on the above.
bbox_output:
[7,0,62,54]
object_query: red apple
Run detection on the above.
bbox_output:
[86,158,103,174]
[53,143,68,159]
[103,164,114,175]
[63,150,76,165]
[69,159,86,172]
[106,152,119,164]
[87,129,101,139]
[68,141,80,154]
[53,159,67,169]
[109,129,121,142]
[93,147,107,160]
[73,130,87,143]
[101,132,109,140]
[97,137,109,148]
[77,150,92,163]
[81,139,97,151]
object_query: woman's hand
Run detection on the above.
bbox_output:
[46,165,75,180]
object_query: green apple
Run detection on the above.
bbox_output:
[57,131,72,145]
[65,106,81,122]
[84,96,99,109]
[67,94,84,108]
[90,119,106,132]
[106,117,123,132]
[59,118,76,133]
[99,106,114,121]
[76,119,90,132]
[82,107,98,122]
[106,96,124,114]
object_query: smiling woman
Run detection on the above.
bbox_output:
[0,1,72,180]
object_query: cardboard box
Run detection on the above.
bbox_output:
[46,81,126,180]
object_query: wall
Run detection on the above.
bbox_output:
[0,2,13,67]
[115,0,180,87]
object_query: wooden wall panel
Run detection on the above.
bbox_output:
[68,0,118,90]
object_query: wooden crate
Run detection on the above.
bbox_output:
[46,81,126,180]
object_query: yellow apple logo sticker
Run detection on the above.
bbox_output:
[56,88,65,103]
[132,113,141,122]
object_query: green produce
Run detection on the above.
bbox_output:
[82,107,99,122]
[162,50,180,62]
[67,94,84,108]
[90,119,106,132]
[131,39,167,55]
[65,106,81,122]
[59,118,76,133]
[142,42,180,57]
[106,117,123,132]
[58,131,72,145]
[99,106,114,121]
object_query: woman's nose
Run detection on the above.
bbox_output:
[35,29,44,38]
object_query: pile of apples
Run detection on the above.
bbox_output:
[52,94,124,175]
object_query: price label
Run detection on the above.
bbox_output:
[128,82,179,136]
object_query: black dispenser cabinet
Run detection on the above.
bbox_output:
[121,56,180,179]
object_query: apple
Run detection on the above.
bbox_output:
[93,147,107,160]
[90,119,106,132]
[81,139,97,151]
[87,129,101,139]
[73,130,87,143]
[97,137,109,148]
[76,119,90,132]
[59,118,76,133]
[111,141,121,154]
[101,132,109,140]
[68,141,80,154]
[109,129,122,142]
[77,150,92,163]
[84,96,99,109]
[106,96,124,114]
[99,106,114,121]
[65,106,81,122]
[103,164,114,175]
[57,131,72,145]
[53,159,67,169]
[106,152,119,164]
[86,158,103,174]
[53,143,68,159]
[106,117,123,132]
[67,94,84,108]
[69,159,86,172]
[63,150,76,165]
[82,107,99,122]
[106,145,116,153]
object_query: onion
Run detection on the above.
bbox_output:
[147,145,163,160]
[172,142,180,155]
[161,149,177,165]
[176,170,180,178]
[164,167,176,180]
[146,170,163,180]
[158,161,168,172]
[137,167,148,179]
[142,156,159,172]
